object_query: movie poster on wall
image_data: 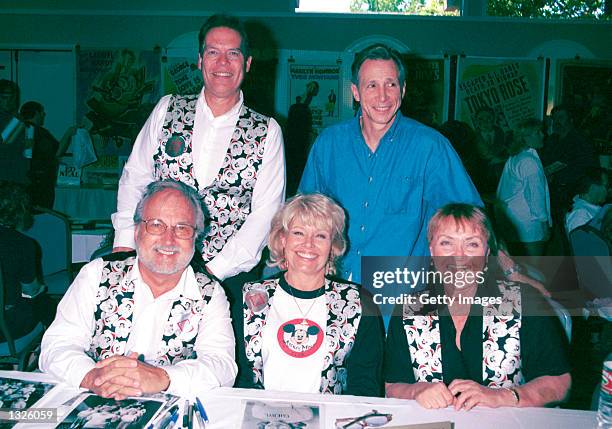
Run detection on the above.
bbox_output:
[76,48,161,155]
[289,63,341,136]
[162,56,203,95]
[402,56,449,128]
[455,57,546,132]
[556,59,612,149]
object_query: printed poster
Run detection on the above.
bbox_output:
[76,48,161,152]
[556,59,612,148]
[162,56,203,95]
[455,57,546,131]
[289,63,341,136]
[402,56,449,127]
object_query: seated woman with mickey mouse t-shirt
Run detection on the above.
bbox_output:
[233,194,384,396]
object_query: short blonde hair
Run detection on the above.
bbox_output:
[427,203,497,254]
[268,193,347,275]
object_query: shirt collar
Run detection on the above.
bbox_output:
[130,257,201,301]
[198,88,244,122]
[352,109,402,146]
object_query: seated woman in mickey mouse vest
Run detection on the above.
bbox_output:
[233,194,384,396]
[384,203,571,409]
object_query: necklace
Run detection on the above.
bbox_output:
[286,285,319,324]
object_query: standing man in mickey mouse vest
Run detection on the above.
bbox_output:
[112,15,285,288]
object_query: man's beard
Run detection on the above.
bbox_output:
[136,242,195,275]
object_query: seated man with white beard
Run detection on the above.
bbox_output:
[40,180,237,399]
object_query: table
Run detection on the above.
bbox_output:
[1,371,597,429]
[53,185,117,221]
[71,228,112,263]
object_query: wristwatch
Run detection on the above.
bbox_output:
[505,387,520,405]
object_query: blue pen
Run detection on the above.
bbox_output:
[193,407,205,428]
[195,397,209,424]
[152,404,179,429]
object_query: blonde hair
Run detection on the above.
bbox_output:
[268,194,347,275]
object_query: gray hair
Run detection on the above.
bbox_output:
[133,180,207,243]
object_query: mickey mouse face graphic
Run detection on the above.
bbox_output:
[277,319,324,358]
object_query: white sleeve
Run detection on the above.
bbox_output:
[566,209,592,234]
[522,161,549,222]
[111,96,172,249]
[163,282,238,397]
[39,259,103,387]
[206,118,286,280]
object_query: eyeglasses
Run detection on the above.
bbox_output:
[334,410,393,429]
[141,219,196,239]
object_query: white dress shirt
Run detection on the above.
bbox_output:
[39,257,237,398]
[497,148,552,242]
[112,90,285,280]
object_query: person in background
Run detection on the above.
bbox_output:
[496,119,551,256]
[234,194,384,396]
[384,203,571,409]
[19,101,78,208]
[472,105,511,195]
[299,43,481,282]
[0,181,55,341]
[112,14,285,301]
[0,79,29,184]
[565,169,609,235]
[40,180,237,399]
[541,104,599,224]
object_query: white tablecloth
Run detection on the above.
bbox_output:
[53,186,117,221]
[71,228,111,263]
[1,371,597,429]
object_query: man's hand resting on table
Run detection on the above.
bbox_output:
[80,353,170,400]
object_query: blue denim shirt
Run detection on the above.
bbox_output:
[299,113,482,282]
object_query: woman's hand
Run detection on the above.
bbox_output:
[448,379,516,410]
[414,382,456,409]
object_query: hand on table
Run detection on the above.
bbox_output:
[81,353,170,400]
[448,379,515,411]
[414,382,455,409]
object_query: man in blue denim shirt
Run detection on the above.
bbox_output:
[299,44,481,282]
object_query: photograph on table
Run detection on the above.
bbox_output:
[0,376,56,410]
[0,376,56,429]
[57,394,165,429]
[241,400,320,428]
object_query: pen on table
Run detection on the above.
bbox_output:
[182,400,190,429]
[195,397,209,424]
[193,403,206,428]
[148,404,178,429]
[188,402,194,429]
